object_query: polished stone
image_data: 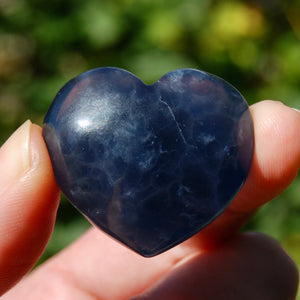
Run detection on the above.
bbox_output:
[43,67,254,257]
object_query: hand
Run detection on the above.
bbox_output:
[0,100,299,299]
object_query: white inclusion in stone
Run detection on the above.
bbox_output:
[223,145,230,156]
[166,71,185,93]
[177,184,192,196]
[138,153,154,170]
[200,134,215,145]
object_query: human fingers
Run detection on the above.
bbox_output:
[5,232,298,300]
[133,232,299,300]
[0,121,60,295]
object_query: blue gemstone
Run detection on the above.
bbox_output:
[43,68,254,257]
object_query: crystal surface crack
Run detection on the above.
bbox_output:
[159,97,187,145]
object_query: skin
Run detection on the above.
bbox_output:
[0,100,299,299]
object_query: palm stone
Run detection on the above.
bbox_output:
[43,67,254,257]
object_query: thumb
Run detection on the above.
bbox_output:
[0,121,60,296]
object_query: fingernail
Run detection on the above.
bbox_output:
[292,108,300,113]
[0,120,32,193]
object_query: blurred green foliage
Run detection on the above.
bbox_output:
[0,0,299,296]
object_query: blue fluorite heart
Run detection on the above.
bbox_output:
[43,68,254,257]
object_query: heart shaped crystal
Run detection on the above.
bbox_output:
[43,67,254,257]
